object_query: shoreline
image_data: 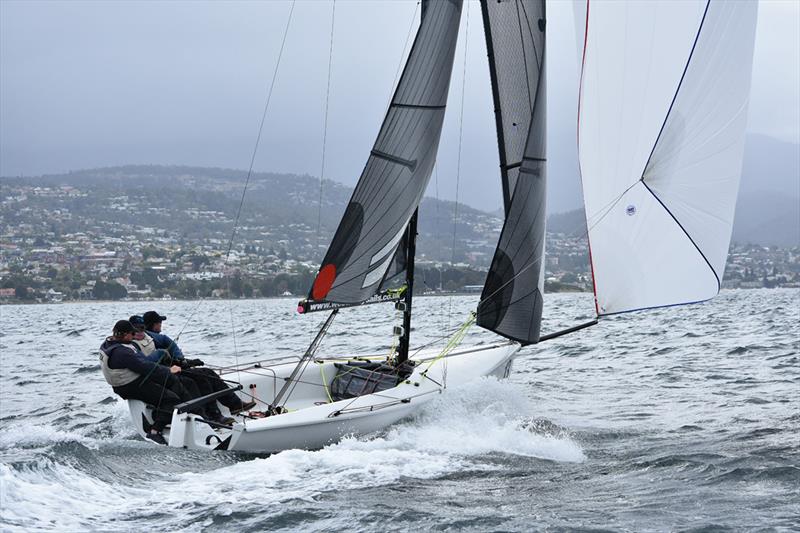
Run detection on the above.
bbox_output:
[2,286,797,307]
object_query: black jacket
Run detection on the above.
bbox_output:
[100,338,172,384]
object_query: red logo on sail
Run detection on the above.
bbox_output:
[312,264,337,300]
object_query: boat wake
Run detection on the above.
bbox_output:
[384,377,585,463]
[0,376,584,530]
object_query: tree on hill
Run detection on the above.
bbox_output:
[93,280,127,300]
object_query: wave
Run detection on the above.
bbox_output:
[378,378,585,463]
[0,400,135,451]
[0,377,584,530]
[73,364,99,374]
[0,291,796,531]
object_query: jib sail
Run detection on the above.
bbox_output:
[476,0,547,345]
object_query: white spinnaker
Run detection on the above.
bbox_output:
[577,0,758,316]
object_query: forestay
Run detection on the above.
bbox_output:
[576,0,758,316]
[306,0,463,306]
[477,0,547,345]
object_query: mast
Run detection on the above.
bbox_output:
[396,209,418,365]
[481,3,512,213]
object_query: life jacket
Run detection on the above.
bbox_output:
[132,334,156,356]
[98,342,140,387]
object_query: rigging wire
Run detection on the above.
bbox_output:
[222,0,297,396]
[315,0,337,256]
[225,0,297,267]
[275,0,339,409]
[448,1,471,333]
[173,296,204,342]
[432,164,447,338]
[441,1,471,385]
[271,2,423,409]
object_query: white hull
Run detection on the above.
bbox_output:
[128,341,520,453]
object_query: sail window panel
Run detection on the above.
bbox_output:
[309,0,462,305]
[644,1,758,282]
[578,1,706,214]
[589,183,719,316]
[482,0,545,205]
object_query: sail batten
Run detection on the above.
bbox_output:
[304,0,463,308]
[477,0,547,346]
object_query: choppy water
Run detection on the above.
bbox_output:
[1,289,798,531]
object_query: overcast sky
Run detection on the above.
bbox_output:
[1,0,798,213]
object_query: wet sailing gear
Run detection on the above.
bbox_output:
[99,338,172,387]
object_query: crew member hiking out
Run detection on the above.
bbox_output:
[98,320,194,445]
[140,311,256,416]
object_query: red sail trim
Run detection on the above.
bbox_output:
[576,0,599,316]
[312,264,337,300]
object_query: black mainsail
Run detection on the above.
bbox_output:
[476,0,547,345]
[301,0,463,311]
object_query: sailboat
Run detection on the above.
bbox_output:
[127,0,758,453]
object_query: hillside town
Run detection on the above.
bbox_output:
[1,181,798,303]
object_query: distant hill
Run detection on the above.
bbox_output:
[734,135,800,246]
[1,164,502,266]
[546,209,586,236]
[3,135,797,253]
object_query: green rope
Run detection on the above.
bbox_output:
[386,285,407,299]
[137,348,170,386]
[422,312,476,374]
[317,360,334,403]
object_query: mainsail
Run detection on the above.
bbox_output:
[476,0,547,345]
[303,0,463,308]
[576,0,758,316]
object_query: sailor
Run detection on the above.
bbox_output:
[128,315,158,356]
[139,311,256,417]
[99,320,188,445]
[141,311,187,360]
[128,314,233,425]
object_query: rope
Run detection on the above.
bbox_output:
[317,360,334,403]
[315,0,337,257]
[274,310,337,409]
[422,312,475,374]
[432,163,449,338]
[448,2,470,332]
[137,348,169,387]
